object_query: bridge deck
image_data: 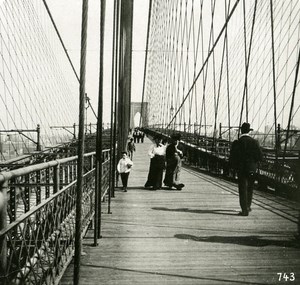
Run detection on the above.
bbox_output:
[61,138,300,285]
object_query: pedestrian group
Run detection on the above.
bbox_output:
[118,122,264,217]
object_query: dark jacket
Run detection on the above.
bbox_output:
[166,144,183,160]
[229,135,263,173]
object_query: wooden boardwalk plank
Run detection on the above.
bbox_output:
[61,137,300,285]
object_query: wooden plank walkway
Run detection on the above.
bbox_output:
[61,137,300,285]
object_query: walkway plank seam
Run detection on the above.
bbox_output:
[61,137,300,285]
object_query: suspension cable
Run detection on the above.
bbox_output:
[166,0,241,129]
[42,0,80,82]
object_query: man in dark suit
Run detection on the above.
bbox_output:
[229,122,263,216]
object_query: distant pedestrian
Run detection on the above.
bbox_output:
[137,130,141,143]
[163,133,185,190]
[127,138,136,160]
[133,129,138,143]
[229,122,263,216]
[140,131,145,143]
[117,151,133,192]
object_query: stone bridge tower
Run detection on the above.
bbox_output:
[130,102,148,128]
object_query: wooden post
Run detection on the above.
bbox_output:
[45,168,50,198]
[53,165,59,194]
[73,123,76,139]
[36,124,41,151]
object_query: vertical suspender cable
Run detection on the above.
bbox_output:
[174,0,183,131]
[117,1,125,159]
[210,0,217,148]
[238,0,257,136]
[93,17,100,247]
[96,0,106,240]
[117,0,134,156]
[213,30,226,146]
[192,0,200,127]
[199,0,206,137]
[140,0,153,128]
[166,0,241,129]
[112,0,120,198]
[225,0,231,142]
[128,0,134,132]
[242,0,248,122]
[108,0,117,213]
[270,0,278,163]
[74,0,88,284]
[283,50,300,161]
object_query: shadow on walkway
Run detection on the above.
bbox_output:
[116,186,184,191]
[174,234,300,248]
[152,207,238,216]
[80,264,267,285]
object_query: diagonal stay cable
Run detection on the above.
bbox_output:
[43,0,99,122]
[166,0,241,129]
[282,48,300,160]
[238,0,258,134]
[140,0,153,127]
[42,0,80,83]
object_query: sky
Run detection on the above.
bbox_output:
[47,0,149,124]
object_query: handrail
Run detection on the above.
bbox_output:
[0,151,112,183]
[0,148,112,284]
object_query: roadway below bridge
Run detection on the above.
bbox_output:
[61,137,300,285]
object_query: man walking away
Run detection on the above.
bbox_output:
[229,122,263,216]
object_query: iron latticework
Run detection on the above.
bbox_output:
[0,150,112,284]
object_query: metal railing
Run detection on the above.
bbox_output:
[0,149,111,284]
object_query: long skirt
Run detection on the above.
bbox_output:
[145,155,165,189]
[163,154,182,187]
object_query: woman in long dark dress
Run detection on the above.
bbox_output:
[163,133,185,190]
[144,136,166,190]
